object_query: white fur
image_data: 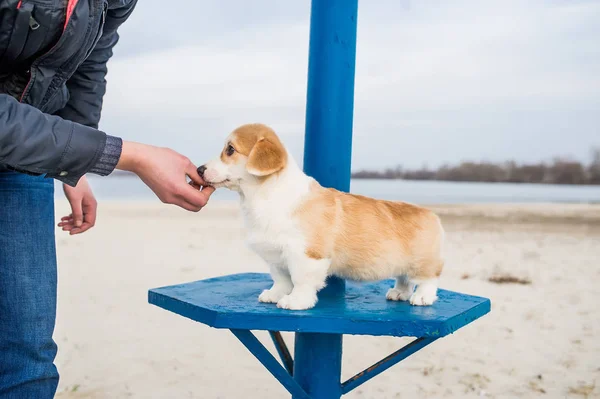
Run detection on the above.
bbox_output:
[409,278,439,306]
[386,275,415,301]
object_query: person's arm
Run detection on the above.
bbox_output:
[0,93,111,186]
[1,94,214,213]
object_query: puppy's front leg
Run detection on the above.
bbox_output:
[277,254,330,311]
[259,264,293,304]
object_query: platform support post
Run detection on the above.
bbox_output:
[293,333,343,399]
[295,0,359,398]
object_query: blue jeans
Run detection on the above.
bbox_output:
[0,171,59,398]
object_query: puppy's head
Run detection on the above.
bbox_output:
[199,123,287,191]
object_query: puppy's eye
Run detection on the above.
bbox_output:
[226,144,235,156]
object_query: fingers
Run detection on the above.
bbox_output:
[175,166,215,210]
[177,193,211,212]
[201,184,216,197]
[59,219,93,235]
[57,199,97,234]
[71,201,97,235]
[164,181,213,212]
[188,181,215,194]
[58,218,75,231]
[83,197,98,227]
[58,214,72,228]
[68,221,94,235]
[178,200,203,212]
[185,162,208,187]
[186,183,215,208]
[59,177,98,234]
[71,200,84,228]
[137,150,216,212]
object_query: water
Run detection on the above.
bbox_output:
[55,176,600,204]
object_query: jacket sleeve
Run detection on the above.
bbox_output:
[0,93,117,186]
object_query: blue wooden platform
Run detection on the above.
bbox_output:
[149,273,490,338]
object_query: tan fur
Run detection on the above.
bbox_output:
[247,138,287,176]
[221,123,287,176]
[294,181,444,282]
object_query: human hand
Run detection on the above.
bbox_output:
[116,141,215,212]
[59,176,97,235]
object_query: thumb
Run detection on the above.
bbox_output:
[185,162,208,187]
[71,199,83,227]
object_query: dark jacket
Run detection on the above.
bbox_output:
[0,0,136,186]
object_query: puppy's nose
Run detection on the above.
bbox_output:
[197,165,207,177]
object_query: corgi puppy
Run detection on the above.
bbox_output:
[198,123,445,310]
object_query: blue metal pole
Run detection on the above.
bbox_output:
[303,0,358,193]
[293,333,344,398]
[296,0,359,398]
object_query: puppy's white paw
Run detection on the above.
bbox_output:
[386,288,413,302]
[276,293,317,310]
[258,289,286,304]
[409,292,437,306]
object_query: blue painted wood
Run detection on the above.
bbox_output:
[269,331,294,375]
[231,329,310,399]
[341,337,437,394]
[294,333,342,399]
[148,273,491,338]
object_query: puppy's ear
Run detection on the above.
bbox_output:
[246,138,287,176]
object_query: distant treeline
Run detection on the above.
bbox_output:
[352,149,600,185]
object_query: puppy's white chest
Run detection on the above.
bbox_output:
[243,206,297,265]
[238,170,312,267]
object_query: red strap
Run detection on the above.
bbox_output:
[18,0,78,28]
[18,0,77,29]
[64,0,79,30]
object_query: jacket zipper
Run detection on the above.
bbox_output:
[88,2,107,56]
[29,16,40,30]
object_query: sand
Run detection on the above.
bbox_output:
[51,201,600,399]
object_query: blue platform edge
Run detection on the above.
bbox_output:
[148,273,490,338]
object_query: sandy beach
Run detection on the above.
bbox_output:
[52,200,600,399]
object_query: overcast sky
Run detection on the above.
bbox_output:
[99,0,600,170]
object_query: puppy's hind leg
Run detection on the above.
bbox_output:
[277,254,330,311]
[259,264,293,304]
[409,278,438,306]
[408,258,443,306]
[386,275,415,301]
